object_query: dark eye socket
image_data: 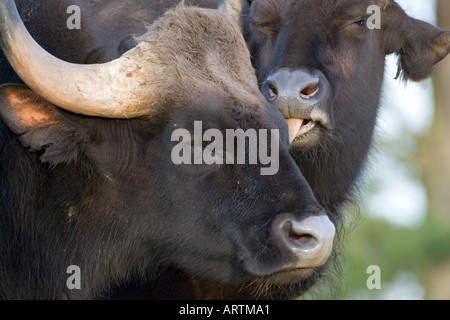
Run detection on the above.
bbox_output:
[252,24,278,37]
[251,19,280,37]
[352,19,367,27]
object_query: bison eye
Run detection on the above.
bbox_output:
[353,19,367,27]
[251,22,279,38]
[247,0,253,4]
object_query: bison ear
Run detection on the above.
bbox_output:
[0,85,85,165]
[217,0,244,28]
[383,3,450,81]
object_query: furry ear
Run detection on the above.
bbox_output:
[382,2,450,81]
[0,84,86,165]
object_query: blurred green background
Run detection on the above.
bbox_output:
[304,0,450,300]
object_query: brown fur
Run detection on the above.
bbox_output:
[1,3,320,300]
[135,5,266,114]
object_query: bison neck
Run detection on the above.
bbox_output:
[292,117,378,225]
[0,121,155,299]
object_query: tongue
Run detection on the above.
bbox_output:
[286,118,304,144]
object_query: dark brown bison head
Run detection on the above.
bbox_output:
[220,0,450,214]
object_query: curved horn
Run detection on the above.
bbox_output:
[0,0,156,118]
[217,0,243,28]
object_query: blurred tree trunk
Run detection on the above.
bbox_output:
[417,0,450,224]
[418,0,450,300]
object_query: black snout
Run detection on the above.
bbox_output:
[265,69,319,116]
[262,68,331,128]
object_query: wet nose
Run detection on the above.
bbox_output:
[271,212,335,268]
[264,69,320,117]
[262,69,331,141]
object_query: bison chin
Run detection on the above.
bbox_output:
[102,261,332,300]
[238,265,326,300]
[198,258,336,300]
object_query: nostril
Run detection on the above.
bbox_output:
[267,82,278,101]
[285,221,319,251]
[300,84,319,99]
[272,212,336,268]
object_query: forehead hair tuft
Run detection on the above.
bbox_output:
[135,4,265,112]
